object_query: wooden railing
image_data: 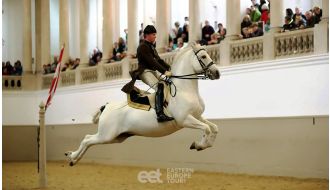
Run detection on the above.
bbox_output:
[5,26,328,91]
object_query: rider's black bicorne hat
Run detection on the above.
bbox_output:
[143,25,157,35]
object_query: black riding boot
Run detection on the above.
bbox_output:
[155,83,174,122]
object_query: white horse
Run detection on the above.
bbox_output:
[65,43,220,166]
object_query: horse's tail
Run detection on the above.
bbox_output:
[92,109,102,124]
[92,104,107,124]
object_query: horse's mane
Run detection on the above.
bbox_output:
[172,46,192,65]
[172,43,204,66]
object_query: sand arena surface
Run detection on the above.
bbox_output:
[2,161,328,190]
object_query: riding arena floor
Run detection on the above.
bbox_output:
[3,161,328,190]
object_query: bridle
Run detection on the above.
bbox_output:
[164,47,216,97]
[170,48,215,80]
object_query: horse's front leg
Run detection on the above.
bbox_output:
[198,117,219,146]
[181,114,212,151]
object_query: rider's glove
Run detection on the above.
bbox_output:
[165,71,172,77]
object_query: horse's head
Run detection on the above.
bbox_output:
[191,43,220,80]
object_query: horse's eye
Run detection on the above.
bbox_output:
[202,55,206,59]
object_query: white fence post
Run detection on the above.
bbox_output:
[38,101,47,188]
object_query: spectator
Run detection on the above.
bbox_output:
[50,56,58,73]
[202,20,215,42]
[251,22,264,37]
[218,27,226,42]
[293,7,307,22]
[312,6,322,24]
[258,0,267,12]
[171,22,183,44]
[282,16,296,32]
[61,62,70,72]
[2,62,5,75]
[239,27,252,39]
[208,33,220,45]
[166,38,175,52]
[72,58,80,69]
[260,4,269,25]
[13,60,23,75]
[241,15,252,35]
[139,23,144,41]
[305,11,317,28]
[250,6,261,22]
[182,17,189,43]
[89,48,103,66]
[251,0,260,9]
[294,15,307,29]
[4,61,14,75]
[111,37,127,62]
[286,8,294,19]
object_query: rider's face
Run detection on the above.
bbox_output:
[145,33,157,44]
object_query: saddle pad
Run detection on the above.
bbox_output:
[127,88,151,111]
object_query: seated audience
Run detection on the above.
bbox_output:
[72,58,80,69]
[13,60,23,75]
[250,6,261,22]
[89,48,103,66]
[312,6,322,24]
[294,15,307,29]
[111,37,127,62]
[251,22,264,37]
[305,11,317,28]
[241,15,252,35]
[50,56,58,73]
[293,7,307,22]
[282,16,296,32]
[202,20,215,42]
[260,4,269,25]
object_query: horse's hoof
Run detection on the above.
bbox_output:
[190,142,196,150]
[196,147,204,151]
[70,162,74,166]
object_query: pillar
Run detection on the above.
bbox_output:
[189,0,201,43]
[226,0,241,37]
[80,0,89,66]
[314,0,329,54]
[270,0,284,30]
[103,0,114,62]
[35,0,51,73]
[59,0,70,63]
[127,0,139,56]
[156,0,171,52]
[23,0,32,73]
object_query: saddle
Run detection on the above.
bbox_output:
[127,83,170,111]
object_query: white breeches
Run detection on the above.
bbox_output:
[139,69,162,91]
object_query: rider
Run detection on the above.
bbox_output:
[122,25,174,122]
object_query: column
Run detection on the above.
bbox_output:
[269,0,284,30]
[225,0,241,37]
[23,0,32,73]
[80,0,89,66]
[103,0,114,62]
[59,0,70,63]
[35,0,51,73]
[127,0,139,56]
[112,0,120,42]
[314,0,329,54]
[219,0,241,66]
[156,0,171,53]
[189,0,201,43]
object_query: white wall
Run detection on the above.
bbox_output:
[50,0,60,57]
[2,0,23,63]
[2,54,328,126]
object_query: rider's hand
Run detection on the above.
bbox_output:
[165,71,172,77]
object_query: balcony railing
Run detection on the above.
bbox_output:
[2,75,22,90]
[5,26,327,91]
[274,28,314,58]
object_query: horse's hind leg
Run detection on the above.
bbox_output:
[65,132,115,166]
